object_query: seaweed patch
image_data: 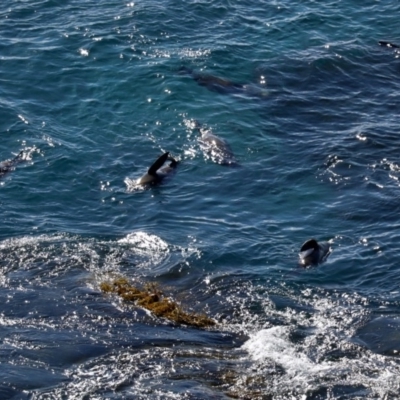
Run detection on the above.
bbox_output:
[100,277,216,328]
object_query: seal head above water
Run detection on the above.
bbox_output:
[137,152,178,185]
[299,238,331,267]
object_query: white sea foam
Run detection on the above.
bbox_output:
[118,231,169,252]
[242,325,334,396]
[240,290,400,398]
[243,326,331,375]
[124,176,146,191]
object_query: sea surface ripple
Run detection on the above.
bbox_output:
[1,0,400,399]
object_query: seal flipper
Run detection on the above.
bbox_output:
[299,238,331,267]
[148,152,169,175]
[300,239,319,253]
[167,154,178,168]
[12,151,24,161]
[299,239,319,261]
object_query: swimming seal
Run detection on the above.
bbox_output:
[195,122,238,166]
[378,41,400,49]
[179,67,267,98]
[0,151,24,179]
[137,152,178,185]
[299,239,331,267]
[179,67,244,95]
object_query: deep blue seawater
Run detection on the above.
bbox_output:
[1,0,400,398]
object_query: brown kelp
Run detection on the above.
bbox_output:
[100,277,216,328]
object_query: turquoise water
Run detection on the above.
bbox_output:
[1,0,400,398]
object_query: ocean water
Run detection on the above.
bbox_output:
[1,0,400,398]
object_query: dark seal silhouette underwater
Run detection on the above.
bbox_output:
[378,41,399,49]
[178,67,268,98]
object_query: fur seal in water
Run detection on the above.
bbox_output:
[195,122,238,166]
[179,67,267,97]
[179,66,244,95]
[299,239,331,267]
[0,151,25,179]
[137,152,178,185]
[378,41,399,49]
